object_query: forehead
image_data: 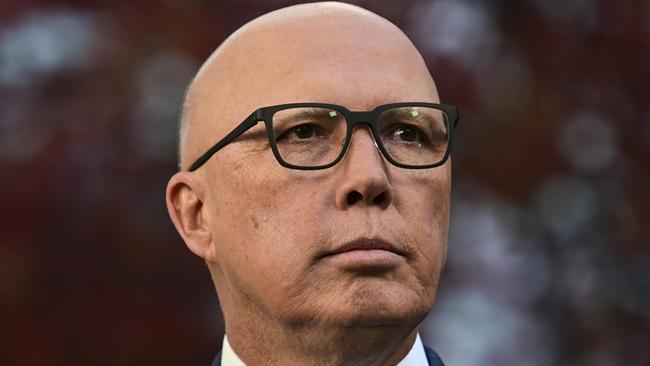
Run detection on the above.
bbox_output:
[186,11,439,160]
[245,19,436,103]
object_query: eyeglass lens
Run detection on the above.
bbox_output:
[271,106,449,167]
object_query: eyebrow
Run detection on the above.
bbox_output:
[273,108,340,125]
[381,109,442,127]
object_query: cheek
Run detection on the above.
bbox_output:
[394,165,451,235]
[394,167,450,282]
[206,164,325,300]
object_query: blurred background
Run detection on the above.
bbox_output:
[1,0,648,365]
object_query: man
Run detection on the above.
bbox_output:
[165,2,458,365]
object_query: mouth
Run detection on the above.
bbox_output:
[317,237,406,271]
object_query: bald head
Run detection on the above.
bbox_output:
[178,1,438,170]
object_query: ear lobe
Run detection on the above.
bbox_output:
[166,172,213,260]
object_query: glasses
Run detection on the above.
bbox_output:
[188,102,459,171]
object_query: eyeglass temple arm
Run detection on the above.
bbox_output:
[188,111,261,172]
[450,105,460,128]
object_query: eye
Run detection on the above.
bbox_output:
[277,123,325,142]
[388,125,427,143]
[291,124,315,139]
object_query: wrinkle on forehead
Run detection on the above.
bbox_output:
[179,1,437,171]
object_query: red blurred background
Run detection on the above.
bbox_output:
[1,0,649,365]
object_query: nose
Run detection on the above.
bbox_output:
[334,127,393,210]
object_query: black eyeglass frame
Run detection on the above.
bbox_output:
[188,102,459,171]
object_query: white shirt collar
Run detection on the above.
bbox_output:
[397,333,428,366]
[221,333,427,366]
[222,335,246,366]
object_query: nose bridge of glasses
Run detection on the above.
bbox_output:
[348,111,372,125]
[346,111,379,147]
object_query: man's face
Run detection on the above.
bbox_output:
[193,15,449,332]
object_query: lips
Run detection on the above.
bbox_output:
[316,236,406,271]
[318,236,406,259]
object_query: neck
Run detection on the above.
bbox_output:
[225,316,419,366]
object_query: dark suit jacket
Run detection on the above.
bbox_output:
[211,344,444,365]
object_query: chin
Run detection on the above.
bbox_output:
[330,281,434,328]
[276,269,437,332]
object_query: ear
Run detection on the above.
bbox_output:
[166,171,214,260]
